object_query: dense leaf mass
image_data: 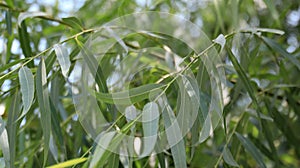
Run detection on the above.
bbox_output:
[0,0,299,167]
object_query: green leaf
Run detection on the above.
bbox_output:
[77,39,108,93]
[45,51,56,74]
[235,133,266,168]
[0,118,10,168]
[18,11,48,26]
[90,118,137,167]
[92,84,165,105]
[223,146,239,167]
[5,10,12,35]
[262,0,279,25]
[7,92,20,168]
[47,157,87,168]
[261,36,300,71]
[160,98,187,168]
[36,58,51,167]
[105,27,128,53]
[18,66,34,119]
[177,75,199,137]
[107,153,119,168]
[89,131,116,168]
[156,151,166,168]
[54,44,71,78]
[226,46,263,123]
[227,45,280,165]
[18,22,33,67]
[141,102,159,157]
[198,116,212,143]
[0,58,25,75]
[49,99,64,154]
[62,17,83,31]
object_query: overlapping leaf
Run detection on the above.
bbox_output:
[92,84,165,105]
[36,59,51,167]
[54,44,71,78]
[235,133,266,168]
[18,66,34,119]
[141,102,159,157]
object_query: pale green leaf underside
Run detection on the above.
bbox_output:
[36,59,51,167]
[160,98,187,168]
[54,44,71,78]
[0,118,10,168]
[141,102,159,157]
[18,66,34,119]
[18,11,48,26]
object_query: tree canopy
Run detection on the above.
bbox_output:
[0,0,300,167]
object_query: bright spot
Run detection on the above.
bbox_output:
[0,104,5,116]
[134,137,141,155]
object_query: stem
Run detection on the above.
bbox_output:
[0,29,95,80]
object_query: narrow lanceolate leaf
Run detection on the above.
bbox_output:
[0,59,25,75]
[226,46,262,122]
[235,133,266,168]
[54,44,71,78]
[92,84,165,105]
[36,58,51,167]
[89,132,116,168]
[223,146,239,167]
[198,116,212,143]
[177,76,200,136]
[261,36,300,71]
[141,102,159,157]
[62,17,83,31]
[18,11,48,26]
[105,27,128,53]
[106,153,119,168]
[159,97,187,168]
[18,66,34,119]
[90,119,137,167]
[77,39,108,93]
[7,92,20,168]
[262,0,279,23]
[47,157,87,168]
[18,22,34,68]
[0,118,10,168]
